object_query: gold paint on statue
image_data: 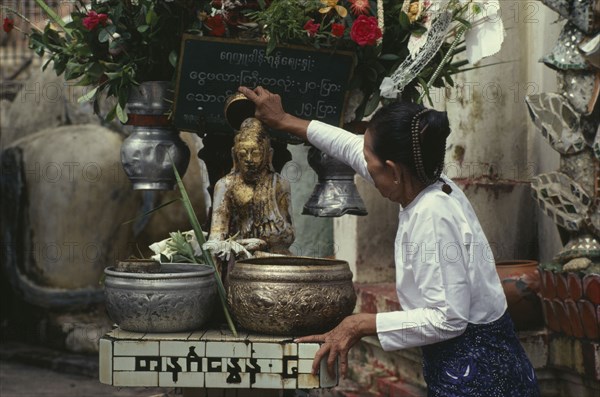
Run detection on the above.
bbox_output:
[209,117,294,255]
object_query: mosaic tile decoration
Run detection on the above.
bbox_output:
[542,23,590,71]
[531,172,591,231]
[557,70,597,115]
[99,328,338,389]
[526,93,586,155]
[541,0,598,34]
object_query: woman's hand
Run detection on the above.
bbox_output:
[238,86,310,140]
[294,313,376,379]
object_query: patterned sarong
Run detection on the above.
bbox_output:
[421,311,540,397]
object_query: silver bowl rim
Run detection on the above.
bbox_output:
[104,263,215,279]
[235,255,348,267]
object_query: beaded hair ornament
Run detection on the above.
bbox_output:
[411,109,452,194]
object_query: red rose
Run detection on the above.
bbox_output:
[83,11,109,31]
[331,23,345,38]
[205,14,226,36]
[303,19,320,37]
[350,15,382,46]
[3,17,15,33]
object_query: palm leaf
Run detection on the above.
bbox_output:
[171,159,238,336]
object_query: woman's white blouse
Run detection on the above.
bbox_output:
[307,120,507,351]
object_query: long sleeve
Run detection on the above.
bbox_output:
[376,198,472,351]
[306,120,373,184]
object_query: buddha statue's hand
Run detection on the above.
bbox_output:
[237,238,268,252]
[202,240,252,261]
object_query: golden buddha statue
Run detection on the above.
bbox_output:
[207,117,295,257]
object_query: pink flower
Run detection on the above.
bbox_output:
[350,15,382,46]
[3,17,15,33]
[331,23,345,38]
[83,11,109,31]
[303,19,320,37]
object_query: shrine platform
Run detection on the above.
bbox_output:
[99,327,338,390]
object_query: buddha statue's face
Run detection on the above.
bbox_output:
[234,118,271,183]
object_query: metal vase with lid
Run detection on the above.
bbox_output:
[302,146,368,217]
[120,81,190,190]
[227,256,356,335]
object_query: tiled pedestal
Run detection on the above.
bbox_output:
[99,328,338,390]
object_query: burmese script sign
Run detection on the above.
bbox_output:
[99,329,338,389]
[173,36,355,134]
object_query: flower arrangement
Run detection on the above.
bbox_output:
[1,0,504,121]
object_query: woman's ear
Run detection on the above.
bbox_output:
[385,160,403,183]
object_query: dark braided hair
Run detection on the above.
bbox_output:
[367,101,452,191]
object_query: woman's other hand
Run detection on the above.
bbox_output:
[294,313,376,379]
[238,86,310,140]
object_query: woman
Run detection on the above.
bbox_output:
[238,86,539,397]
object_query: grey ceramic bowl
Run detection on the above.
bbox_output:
[104,263,217,332]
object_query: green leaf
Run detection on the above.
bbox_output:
[116,102,128,124]
[98,25,116,43]
[454,17,472,29]
[122,198,180,225]
[398,12,410,30]
[137,25,150,33]
[77,86,99,103]
[146,8,158,26]
[379,53,401,61]
[33,0,72,34]
[364,91,381,116]
[168,51,178,68]
[171,158,238,337]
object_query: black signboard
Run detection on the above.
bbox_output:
[173,35,355,135]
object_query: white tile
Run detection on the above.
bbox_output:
[246,334,290,343]
[282,358,298,380]
[108,328,146,340]
[251,373,283,389]
[282,343,297,356]
[99,338,113,385]
[252,343,283,359]
[144,331,193,341]
[224,357,246,372]
[188,330,207,341]
[282,378,297,389]
[113,371,158,387]
[298,373,320,389]
[113,357,136,371]
[205,372,250,388]
[297,359,314,374]
[159,372,205,387]
[161,341,206,357]
[253,359,282,374]
[202,329,247,342]
[113,340,159,356]
[206,341,251,358]
[319,357,338,388]
[133,356,162,372]
[298,343,319,359]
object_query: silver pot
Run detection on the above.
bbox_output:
[120,81,190,190]
[104,263,217,332]
[227,256,356,335]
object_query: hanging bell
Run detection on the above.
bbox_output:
[302,146,368,217]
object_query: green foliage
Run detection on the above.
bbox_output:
[25,0,200,122]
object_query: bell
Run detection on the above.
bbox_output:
[302,146,368,217]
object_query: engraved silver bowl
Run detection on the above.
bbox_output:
[227,256,356,335]
[104,263,217,332]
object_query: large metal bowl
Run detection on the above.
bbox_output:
[104,263,217,332]
[227,256,356,335]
